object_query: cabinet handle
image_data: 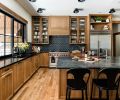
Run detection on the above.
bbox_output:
[2,70,12,77]
[18,61,21,63]
[4,68,10,72]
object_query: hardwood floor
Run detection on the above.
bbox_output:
[12,68,61,100]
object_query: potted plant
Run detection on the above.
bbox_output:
[17,42,30,57]
[95,17,103,22]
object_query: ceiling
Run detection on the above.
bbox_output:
[18,0,120,16]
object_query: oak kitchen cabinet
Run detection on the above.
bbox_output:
[49,16,70,35]
[39,53,49,67]
[32,16,49,44]
[0,65,14,100]
[13,62,24,93]
[24,57,33,82]
[0,54,42,100]
[69,16,87,44]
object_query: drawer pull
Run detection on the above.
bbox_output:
[2,70,12,77]
[4,68,10,71]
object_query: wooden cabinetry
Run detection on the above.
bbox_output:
[41,17,49,44]
[37,54,42,67]
[89,14,112,33]
[69,16,87,44]
[32,16,41,44]
[89,14,112,56]
[49,16,69,35]
[33,55,39,69]
[0,65,13,100]
[32,16,49,44]
[39,53,49,67]
[69,17,78,44]
[0,54,41,99]
[13,62,24,93]
[24,57,32,82]
[78,16,87,44]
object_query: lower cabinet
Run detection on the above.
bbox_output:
[0,65,13,100]
[33,55,39,70]
[39,53,49,67]
[13,62,24,93]
[0,54,42,99]
[24,57,32,82]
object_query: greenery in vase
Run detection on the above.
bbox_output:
[95,17,103,22]
[17,42,29,53]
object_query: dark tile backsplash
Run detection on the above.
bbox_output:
[40,36,85,52]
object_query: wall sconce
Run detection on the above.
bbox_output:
[37,8,45,13]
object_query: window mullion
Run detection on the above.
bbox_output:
[11,18,14,55]
[4,15,6,56]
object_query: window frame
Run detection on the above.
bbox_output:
[0,9,26,58]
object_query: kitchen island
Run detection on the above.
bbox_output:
[57,57,120,100]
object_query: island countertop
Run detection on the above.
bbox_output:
[57,57,120,69]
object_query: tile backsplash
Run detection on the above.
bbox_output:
[40,36,85,52]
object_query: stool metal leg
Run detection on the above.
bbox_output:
[90,81,94,100]
[106,90,109,100]
[66,87,68,100]
[68,88,71,100]
[116,89,119,100]
[85,88,88,100]
[82,90,84,100]
[99,87,102,100]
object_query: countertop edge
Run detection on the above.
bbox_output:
[0,52,41,69]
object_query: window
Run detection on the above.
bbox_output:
[14,21,24,49]
[0,10,26,57]
[0,12,4,56]
[5,16,12,55]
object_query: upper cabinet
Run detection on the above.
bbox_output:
[48,16,69,35]
[32,16,41,44]
[32,16,49,44]
[69,16,87,44]
[40,17,49,44]
[69,17,78,44]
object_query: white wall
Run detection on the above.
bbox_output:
[0,0,32,42]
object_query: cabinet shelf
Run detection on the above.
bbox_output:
[32,16,49,44]
[89,14,112,56]
[70,43,86,45]
[90,22,110,24]
[90,30,111,34]
[69,16,87,48]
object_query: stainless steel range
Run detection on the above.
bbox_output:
[49,52,69,67]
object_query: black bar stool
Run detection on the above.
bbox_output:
[90,68,120,100]
[66,68,90,100]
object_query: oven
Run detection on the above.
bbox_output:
[49,52,69,67]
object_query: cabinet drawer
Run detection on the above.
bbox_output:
[1,66,13,76]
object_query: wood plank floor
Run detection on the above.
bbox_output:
[12,68,62,100]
